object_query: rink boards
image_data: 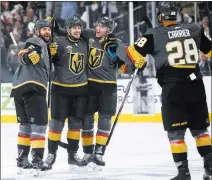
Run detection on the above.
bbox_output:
[1,77,211,123]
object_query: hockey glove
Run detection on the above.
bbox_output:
[27,51,40,65]
[126,45,147,69]
[49,42,58,56]
[18,50,40,65]
[101,34,118,58]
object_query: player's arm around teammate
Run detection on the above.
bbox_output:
[51,16,143,169]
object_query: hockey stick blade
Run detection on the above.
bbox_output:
[58,141,68,149]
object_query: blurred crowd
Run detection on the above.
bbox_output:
[1,1,211,83]
[1,2,38,82]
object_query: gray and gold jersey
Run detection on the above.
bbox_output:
[82,29,133,91]
[119,23,212,85]
[11,36,50,97]
[51,36,88,95]
[146,24,201,70]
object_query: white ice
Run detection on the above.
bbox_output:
[1,123,208,180]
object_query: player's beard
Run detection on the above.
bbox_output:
[40,33,51,43]
[68,32,81,41]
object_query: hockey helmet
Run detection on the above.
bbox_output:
[157,2,180,23]
[65,16,82,29]
[96,17,116,32]
[34,19,51,32]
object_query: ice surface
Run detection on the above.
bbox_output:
[1,123,207,180]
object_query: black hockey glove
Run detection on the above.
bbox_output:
[101,34,118,58]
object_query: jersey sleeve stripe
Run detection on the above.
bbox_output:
[204,50,212,58]
[126,45,144,64]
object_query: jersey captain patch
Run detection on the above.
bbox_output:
[88,47,104,69]
[69,53,84,74]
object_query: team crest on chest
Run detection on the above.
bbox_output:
[88,47,104,69]
[69,53,84,74]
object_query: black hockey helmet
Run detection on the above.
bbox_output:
[157,2,180,23]
[96,17,116,32]
[34,19,51,32]
[65,16,82,29]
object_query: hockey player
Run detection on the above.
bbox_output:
[79,17,142,169]
[53,16,142,169]
[103,2,212,180]
[10,19,58,175]
[41,16,88,171]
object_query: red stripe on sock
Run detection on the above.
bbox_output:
[18,134,30,138]
[170,140,185,144]
[82,135,94,138]
[96,134,109,137]
[198,134,210,138]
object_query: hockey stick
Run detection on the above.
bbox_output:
[58,69,139,150]
[9,32,26,64]
[106,68,138,146]
[105,16,152,147]
[47,2,55,108]
[9,32,19,49]
[143,15,153,29]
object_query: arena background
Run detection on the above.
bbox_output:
[1,1,212,123]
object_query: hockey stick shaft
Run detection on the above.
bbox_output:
[106,16,152,146]
[143,15,153,29]
[106,68,138,146]
[9,32,19,48]
[9,32,26,64]
[47,2,55,108]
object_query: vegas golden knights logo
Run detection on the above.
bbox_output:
[88,47,104,69]
[69,53,84,74]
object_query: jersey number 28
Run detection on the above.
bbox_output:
[166,38,198,68]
